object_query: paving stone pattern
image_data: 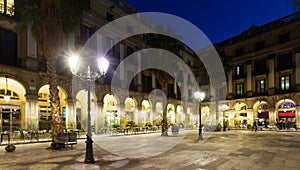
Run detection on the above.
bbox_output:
[0,130,300,169]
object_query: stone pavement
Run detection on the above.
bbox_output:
[0,130,300,170]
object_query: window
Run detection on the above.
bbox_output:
[127,70,135,90]
[235,48,244,56]
[106,12,114,21]
[235,65,243,78]
[280,75,291,91]
[278,53,292,70]
[0,0,14,17]
[254,59,266,75]
[279,33,290,44]
[201,74,208,85]
[0,89,20,100]
[236,83,244,96]
[126,46,133,57]
[142,75,152,93]
[0,28,17,65]
[106,36,115,54]
[80,24,95,45]
[255,41,265,51]
[256,79,265,94]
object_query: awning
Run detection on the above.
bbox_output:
[278,112,295,117]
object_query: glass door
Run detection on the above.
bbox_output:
[0,104,21,132]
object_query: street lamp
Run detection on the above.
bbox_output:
[4,75,10,102]
[194,91,205,141]
[69,54,109,164]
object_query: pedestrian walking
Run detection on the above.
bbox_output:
[253,120,258,132]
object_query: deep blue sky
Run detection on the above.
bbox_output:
[125,0,296,43]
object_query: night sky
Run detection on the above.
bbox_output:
[125,0,296,43]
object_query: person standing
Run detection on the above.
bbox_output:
[253,120,258,132]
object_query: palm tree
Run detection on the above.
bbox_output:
[17,0,89,148]
[145,26,184,136]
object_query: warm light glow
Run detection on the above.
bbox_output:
[194,91,205,101]
[68,54,79,74]
[283,107,287,112]
[4,95,10,102]
[98,57,109,75]
[258,107,262,113]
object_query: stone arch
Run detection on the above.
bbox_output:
[75,89,97,132]
[0,76,27,131]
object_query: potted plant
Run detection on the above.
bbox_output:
[145,122,152,127]
[112,123,120,128]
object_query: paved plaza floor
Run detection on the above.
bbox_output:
[0,130,300,170]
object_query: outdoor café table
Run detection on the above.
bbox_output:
[0,132,10,143]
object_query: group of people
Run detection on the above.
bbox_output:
[253,119,296,131]
[252,119,269,131]
[275,119,295,130]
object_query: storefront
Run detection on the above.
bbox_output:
[277,101,296,129]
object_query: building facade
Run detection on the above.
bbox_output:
[1,0,300,134]
[0,0,199,134]
[214,12,300,129]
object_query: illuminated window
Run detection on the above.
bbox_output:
[256,79,265,94]
[236,83,243,96]
[0,0,14,17]
[280,75,290,91]
[0,88,19,100]
[235,65,243,78]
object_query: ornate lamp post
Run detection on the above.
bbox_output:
[194,91,205,141]
[69,55,109,164]
[4,75,10,103]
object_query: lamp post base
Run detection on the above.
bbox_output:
[84,135,95,164]
[198,128,203,141]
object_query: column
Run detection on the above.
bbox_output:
[268,108,276,126]
[95,101,103,134]
[25,93,39,130]
[183,72,188,102]
[295,51,300,91]
[296,106,300,128]
[119,103,125,127]
[137,52,142,92]
[134,104,142,126]
[119,44,125,81]
[246,60,252,97]
[247,108,253,126]
[228,109,235,128]
[174,80,177,97]
[268,54,276,95]
[66,98,76,129]
[152,71,156,89]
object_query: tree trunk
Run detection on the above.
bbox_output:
[161,83,168,136]
[46,50,62,149]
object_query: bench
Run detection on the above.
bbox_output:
[56,132,77,149]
